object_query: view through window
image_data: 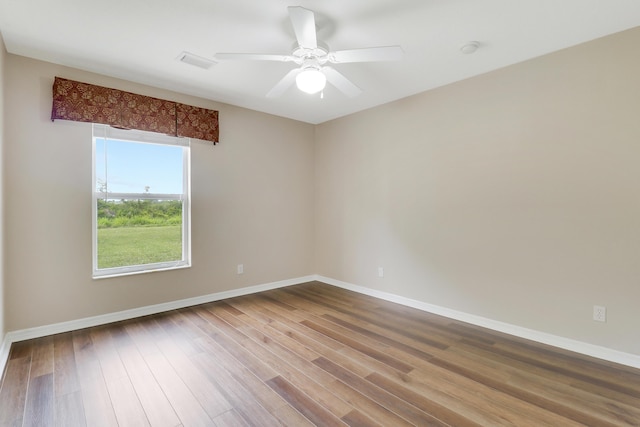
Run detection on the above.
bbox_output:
[92,124,191,277]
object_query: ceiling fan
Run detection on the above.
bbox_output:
[214,6,404,98]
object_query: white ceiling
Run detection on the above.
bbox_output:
[1,0,640,124]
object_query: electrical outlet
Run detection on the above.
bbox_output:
[378,267,384,278]
[237,264,244,274]
[593,305,606,322]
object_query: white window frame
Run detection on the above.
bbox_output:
[92,124,191,278]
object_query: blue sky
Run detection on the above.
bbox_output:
[95,138,184,194]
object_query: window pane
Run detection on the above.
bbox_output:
[96,199,183,269]
[95,138,184,195]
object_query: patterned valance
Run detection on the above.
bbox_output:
[51,77,219,144]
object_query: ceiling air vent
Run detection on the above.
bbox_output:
[177,51,216,69]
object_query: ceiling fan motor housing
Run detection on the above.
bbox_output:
[292,45,329,66]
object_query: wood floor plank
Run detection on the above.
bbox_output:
[182,308,315,427]
[122,317,212,427]
[212,301,354,419]
[297,284,479,343]
[278,284,456,354]
[77,375,119,427]
[154,315,235,420]
[431,358,615,427]
[55,390,86,427]
[8,340,33,360]
[116,324,182,427]
[190,338,290,427]
[266,375,348,427]
[71,329,103,383]
[2,281,639,426]
[235,302,324,362]
[193,306,281,381]
[105,375,151,427]
[23,372,54,427]
[211,409,250,427]
[333,328,590,427]
[301,319,414,373]
[84,324,154,427]
[313,356,452,427]
[270,404,317,427]
[71,329,119,427]
[155,311,204,357]
[340,409,385,427]
[195,310,384,426]
[404,362,586,426]
[434,343,640,426]
[459,330,640,398]
[209,302,351,418]
[366,370,514,427]
[0,352,32,426]
[281,286,455,350]
[239,298,386,379]
[322,313,437,360]
[72,329,116,426]
[326,378,415,427]
[89,326,129,382]
[120,317,163,357]
[29,336,54,378]
[309,314,446,376]
[242,296,350,354]
[53,332,82,397]
[144,349,214,426]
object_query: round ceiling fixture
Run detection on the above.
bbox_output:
[296,67,327,94]
[460,41,480,54]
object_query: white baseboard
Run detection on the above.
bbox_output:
[0,334,10,382]
[317,275,640,370]
[0,275,315,377]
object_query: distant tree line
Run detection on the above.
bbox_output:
[97,199,182,228]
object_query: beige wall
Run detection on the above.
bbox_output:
[315,27,640,355]
[0,33,5,340]
[3,55,315,331]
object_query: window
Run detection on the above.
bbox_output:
[92,124,191,278]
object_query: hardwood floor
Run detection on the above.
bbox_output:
[1,281,639,426]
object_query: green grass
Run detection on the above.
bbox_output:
[97,225,182,269]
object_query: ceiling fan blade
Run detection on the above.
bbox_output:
[329,46,404,63]
[288,6,317,49]
[266,68,301,98]
[322,67,362,98]
[215,53,295,62]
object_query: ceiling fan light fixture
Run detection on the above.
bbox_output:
[296,68,326,94]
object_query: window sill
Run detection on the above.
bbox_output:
[93,263,191,280]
